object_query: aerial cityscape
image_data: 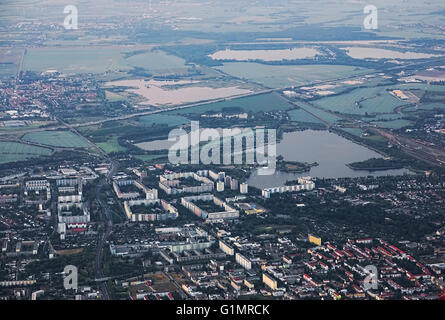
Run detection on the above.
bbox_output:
[0,0,444,304]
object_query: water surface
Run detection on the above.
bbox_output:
[247,130,412,189]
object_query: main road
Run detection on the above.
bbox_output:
[94,159,118,300]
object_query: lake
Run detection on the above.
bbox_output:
[247,130,412,189]
[105,79,251,107]
[136,129,413,189]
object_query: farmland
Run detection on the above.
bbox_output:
[287,108,324,124]
[215,63,372,88]
[0,142,52,164]
[371,119,413,129]
[169,92,294,115]
[23,47,131,74]
[125,50,189,75]
[339,128,365,137]
[22,131,91,148]
[22,47,189,75]
[313,86,406,115]
[96,136,127,154]
[0,63,17,78]
[138,114,189,127]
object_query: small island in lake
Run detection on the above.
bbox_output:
[276,156,319,173]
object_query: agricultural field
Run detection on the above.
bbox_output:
[313,83,445,116]
[371,119,413,129]
[105,90,126,102]
[0,63,17,78]
[138,114,189,127]
[23,47,131,74]
[305,107,343,124]
[215,63,372,88]
[96,136,127,154]
[134,154,168,163]
[22,131,91,148]
[0,48,22,78]
[287,108,324,124]
[169,92,294,116]
[125,50,189,75]
[313,86,406,115]
[293,101,343,124]
[406,103,445,112]
[0,142,52,164]
[339,128,365,137]
[22,47,190,75]
[361,114,402,122]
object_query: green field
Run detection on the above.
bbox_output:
[339,128,365,137]
[362,114,402,122]
[105,90,126,102]
[126,50,188,75]
[215,63,372,88]
[169,93,294,115]
[313,86,406,115]
[23,47,131,74]
[407,103,445,112]
[22,131,91,148]
[372,119,413,129]
[22,47,189,75]
[134,154,167,162]
[288,108,324,124]
[138,114,189,127]
[97,136,127,154]
[0,63,17,77]
[294,102,343,124]
[313,83,445,116]
[0,142,52,164]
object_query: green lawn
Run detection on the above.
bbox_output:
[22,131,91,148]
